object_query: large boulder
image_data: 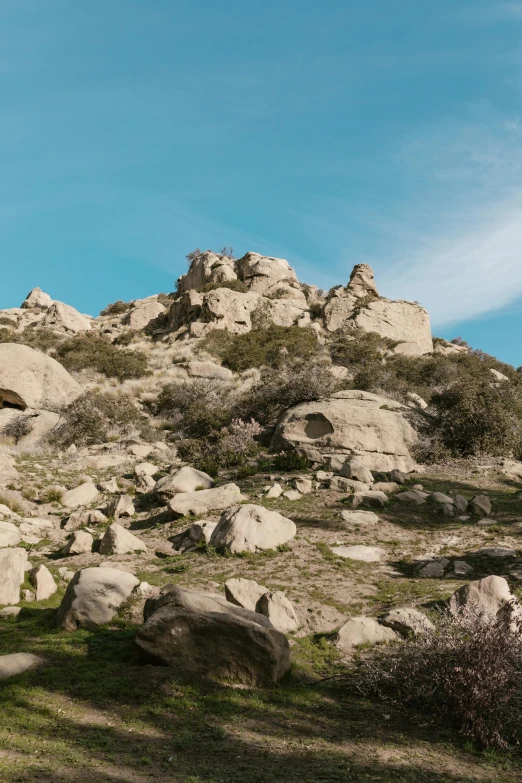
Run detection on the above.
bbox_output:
[168,483,243,518]
[0,547,27,605]
[56,567,140,630]
[21,287,53,310]
[225,577,268,611]
[155,466,214,501]
[0,343,82,411]
[236,252,301,297]
[29,564,57,601]
[210,504,296,553]
[123,299,165,329]
[200,288,261,335]
[62,482,100,509]
[41,301,91,333]
[135,585,291,685]
[271,390,417,472]
[176,251,238,295]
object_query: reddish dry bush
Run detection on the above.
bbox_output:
[351,608,522,749]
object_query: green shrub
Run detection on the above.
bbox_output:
[429,377,522,457]
[155,379,235,438]
[203,325,319,372]
[41,487,64,504]
[0,327,64,354]
[329,329,393,368]
[240,359,341,426]
[199,280,248,294]
[0,494,23,515]
[48,390,144,447]
[273,451,311,472]
[100,300,131,316]
[54,334,150,381]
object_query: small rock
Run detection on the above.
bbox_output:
[331,545,386,562]
[266,483,284,499]
[340,459,373,485]
[417,559,449,578]
[390,469,407,484]
[107,494,135,519]
[29,565,57,601]
[61,530,93,556]
[454,495,468,513]
[372,482,400,495]
[336,617,398,650]
[429,492,454,505]
[62,482,100,509]
[282,490,301,501]
[340,510,380,526]
[0,606,21,618]
[452,560,473,577]
[470,495,491,517]
[292,478,312,495]
[0,653,45,680]
[380,607,434,636]
[225,577,268,612]
[395,490,428,505]
[352,491,388,509]
[99,523,147,556]
[257,591,299,634]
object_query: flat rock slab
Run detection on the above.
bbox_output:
[340,510,380,526]
[0,653,45,679]
[331,545,386,562]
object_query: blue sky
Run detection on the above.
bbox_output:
[1,1,522,365]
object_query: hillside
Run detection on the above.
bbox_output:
[1,250,522,783]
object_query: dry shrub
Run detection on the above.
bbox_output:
[0,327,64,353]
[352,608,522,749]
[100,300,131,316]
[1,414,33,443]
[54,334,150,381]
[49,390,143,447]
[155,379,235,438]
[203,325,319,372]
[241,360,341,426]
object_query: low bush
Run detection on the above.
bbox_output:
[54,334,150,381]
[240,360,341,426]
[0,327,64,354]
[0,414,33,443]
[203,325,319,372]
[352,608,522,749]
[48,390,144,447]
[273,451,311,471]
[155,379,235,438]
[100,300,131,316]
[177,418,262,474]
[429,376,522,457]
[329,329,393,368]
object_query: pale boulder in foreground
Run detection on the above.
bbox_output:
[29,565,57,601]
[210,504,296,553]
[336,617,399,650]
[0,653,46,680]
[136,586,291,685]
[56,567,140,631]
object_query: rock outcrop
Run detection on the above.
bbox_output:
[0,343,82,412]
[271,389,417,472]
[56,567,140,630]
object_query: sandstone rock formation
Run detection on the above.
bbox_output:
[0,343,82,411]
[271,390,417,472]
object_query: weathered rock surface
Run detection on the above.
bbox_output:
[56,567,140,631]
[62,482,100,509]
[380,607,434,636]
[168,483,242,518]
[99,524,147,556]
[0,343,82,411]
[448,575,521,628]
[225,577,268,612]
[29,565,57,601]
[336,616,399,650]
[257,591,299,633]
[0,547,27,605]
[331,545,385,562]
[155,466,214,500]
[0,653,46,680]
[136,585,291,685]
[271,390,417,472]
[42,301,91,333]
[106,494,135,519]
[61,530,93,555]
[0,520,21,548]
[123,300,165,329]
[210,504,296,553]
[171,520,217,552]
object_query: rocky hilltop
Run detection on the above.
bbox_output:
[1,249,522,781]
